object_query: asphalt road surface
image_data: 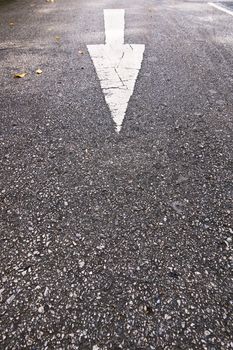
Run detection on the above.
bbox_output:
[0,0,232,349]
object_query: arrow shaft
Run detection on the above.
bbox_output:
[104,9,125,45]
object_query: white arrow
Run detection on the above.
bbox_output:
[87,9,145,132]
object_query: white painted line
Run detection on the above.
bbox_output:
[104,9,124,45]
[208,2,233,16]
[87,9,145,132]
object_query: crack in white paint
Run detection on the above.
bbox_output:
[87,9,145,132]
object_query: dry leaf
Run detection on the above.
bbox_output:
[14,73,27,78]
[36,69,42,74]
[55,36,60,41]
[47,0,54,3]
[9,22,15,26]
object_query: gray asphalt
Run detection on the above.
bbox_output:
[0,0,232,349]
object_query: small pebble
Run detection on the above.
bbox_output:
[38,306,44,314]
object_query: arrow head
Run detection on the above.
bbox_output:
[87,43,145,132]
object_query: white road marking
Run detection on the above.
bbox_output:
[87,9,145,132]
[208,2,233,16]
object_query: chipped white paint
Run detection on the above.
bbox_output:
[87,9,145,132]
[6,294,15,305]
[208,2,233,16]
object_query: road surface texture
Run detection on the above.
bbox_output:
[0,0,232,349]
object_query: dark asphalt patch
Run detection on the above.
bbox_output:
[0,0,232,349]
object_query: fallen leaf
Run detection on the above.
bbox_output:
[47,0,54,2]
[55,36,60,41]
[36,69,42,74]
[9,22,15,26]
[14,73,27,78]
